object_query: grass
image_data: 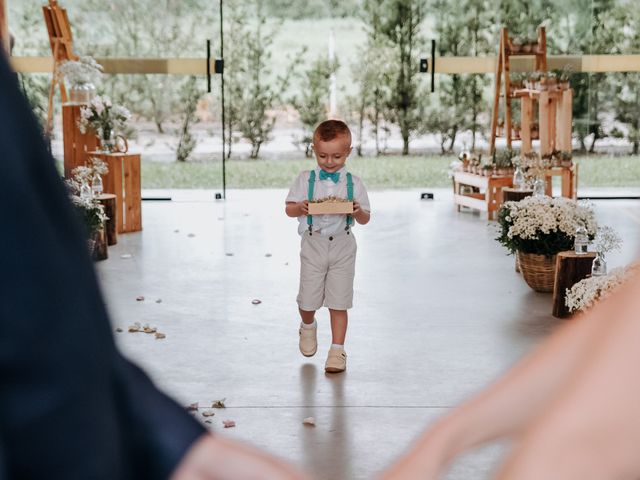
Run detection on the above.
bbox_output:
[575,155,640,187]
[140,155,453,189]
[138,154,640,190]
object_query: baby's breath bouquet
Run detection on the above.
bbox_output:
[565,264,637,312]
[497,196,597,256]
[78,95,131,151]
[58,56,103,86]
[65,159,109,236]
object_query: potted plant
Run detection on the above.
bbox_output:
[559,65,572,90]
[512,121,521,140]
[531,122,539,139]
[510,36,523,54]
[559,151,573,167]
[78,95,131,152]
[538,75,548,91]
[495,148,516,176]
[496,196,597,292]
[58,56,103,104]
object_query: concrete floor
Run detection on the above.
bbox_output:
[96,188,639,480]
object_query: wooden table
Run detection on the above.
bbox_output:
[453,171,513,220]
[89,152,141,233]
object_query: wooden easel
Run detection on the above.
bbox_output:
[490,26,547,154]
[42,0,78,137]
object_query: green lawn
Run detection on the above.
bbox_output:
[139,154,640,190]
[140,155,453,189]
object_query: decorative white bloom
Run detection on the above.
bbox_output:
[93,96,105,116]
[504,196,596,241]
[58,56,103,85]
[565,265,635,312]
[75,95,132,142]
[594,225,623,255]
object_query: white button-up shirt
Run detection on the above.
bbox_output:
[286,166,371,236]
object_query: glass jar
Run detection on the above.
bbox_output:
[100,130,115,152]
[92,172,103,196]
[591,252,607,276]
[69,82,96,104]
[80,182,92,200]
[532,177,545,196]
[574,226,588,255]
[513,165,525,190]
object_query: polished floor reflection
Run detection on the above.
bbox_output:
[96,188,639,479]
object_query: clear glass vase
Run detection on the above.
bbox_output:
[80,182,92,200]
[69,82,96,104]
[92,172,103,196]
[513,165,525,190]
[100,130,115,153]
[574,225,588,255]
[591,252,607,276]
[532,177,546,196]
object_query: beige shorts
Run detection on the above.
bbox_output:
[297,232,357,311]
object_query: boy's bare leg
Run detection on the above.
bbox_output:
[299,308,316,325]
[329,309,348,344]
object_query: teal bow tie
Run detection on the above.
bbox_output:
[319,170,340,183]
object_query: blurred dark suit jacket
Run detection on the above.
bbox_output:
[0,52,204,479]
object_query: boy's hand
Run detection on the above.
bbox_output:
[299,200,309,216]
[352,202,370,225]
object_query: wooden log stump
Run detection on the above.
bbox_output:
[92,227,108,261]
[97,193,117,245]
[90,152,142,233]
[552,251,596,318]
[502,187,533,203]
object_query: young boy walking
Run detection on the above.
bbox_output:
[285,120,371,373]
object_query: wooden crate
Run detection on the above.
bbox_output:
[90,152,141,233]
[308,201,354,215]
[62,104,98,178]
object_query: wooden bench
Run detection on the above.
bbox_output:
[453,171,513,220]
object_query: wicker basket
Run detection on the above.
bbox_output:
[517,251,557,293]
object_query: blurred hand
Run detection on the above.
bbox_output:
[171,434,310,480]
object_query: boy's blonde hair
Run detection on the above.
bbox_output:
[313,119,352,143]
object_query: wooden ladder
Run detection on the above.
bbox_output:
[490,26,547,155]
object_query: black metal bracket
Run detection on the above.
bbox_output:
[206,40,224,93]
[419,39,436,93]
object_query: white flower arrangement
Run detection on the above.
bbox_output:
[58,56,103,86]
[78,96,131,147]
[594,225,623,255]
[565,265,637,312]
[497,196,597,256]
[65,158,109,235]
